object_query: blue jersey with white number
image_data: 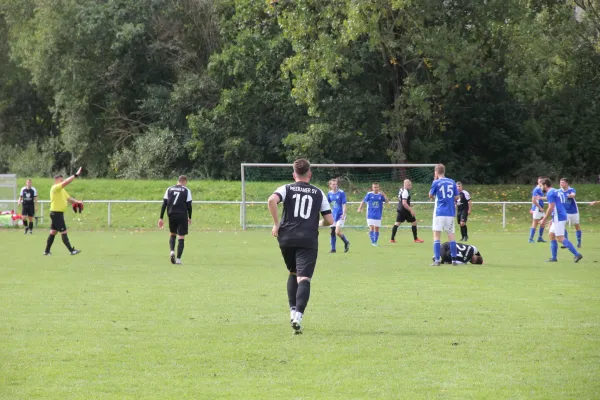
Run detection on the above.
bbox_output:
[363,192,386,220]
[429,177,458,217]
[547,188,567,222]
[562,187,578,214]
[327,190,346,221]
[531,186,544,211]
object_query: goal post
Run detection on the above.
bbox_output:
[240,163,437,230]
[0,174,18,213]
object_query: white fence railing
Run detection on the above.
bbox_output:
[1,200,592,229]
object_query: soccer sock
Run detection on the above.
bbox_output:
[576,230,582,246]
[433,240,441,261]
[330,228,336,250]
[369,231,374,243]
[464,225,468,238]
[391,225,399,240]
[539,226,545,239]
[287,274,298,309]
[411,225,418,240]
[374,231,379,243]
[45,234,56,252]
[529,227,535,240]
[28,221,33,231]
[177,239,185,258]
[340,235,349,245]
[450,241,457,261]
[562,239,580,256]
[61,234,74,252]
[551,240,558,260]
[296,280,311,314]
[169,236,176,252]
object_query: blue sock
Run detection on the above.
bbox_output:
[564,229,569,240]
[562,239,580,256]
[340,235,349,245]
[375,232,379,243]
[434,240,441,261]
[576,230,582,246]
[539,226,545,238]
[529,228,535,240]
[331,235,336,251]
[450,241,457,261]
[551,240,558,260]
[369,231,374,243]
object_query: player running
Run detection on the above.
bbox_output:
[540,178,582,263]
[18,179,37,234]
[268,159,333,335]
[390,179,424,243]
[529,176,547,243]
[357,182,389,246]
[434,242,483,265]
[559,178,582,248]
[327,179,350,253]
[429,164,460,266]
[158,176,192,265]
[456,182,472,242]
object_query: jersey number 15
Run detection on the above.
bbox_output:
[439,185,454,199]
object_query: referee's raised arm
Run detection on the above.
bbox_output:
[58,167,83,189]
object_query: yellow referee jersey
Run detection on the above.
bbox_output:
[50,184,70,212]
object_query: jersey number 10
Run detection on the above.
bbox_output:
[292,194,313,219]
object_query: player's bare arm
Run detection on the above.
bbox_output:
[341,203,347,220]
[18,195,22,206]
[61,167,83,188]
[468,199,472,215]
[319,213,334,227]
[540,202,555,226]
[267,193,281,236]
[532,195,543,211]
[357,201,365,212]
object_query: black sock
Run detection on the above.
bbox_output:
[460,226,465,237]
[61,234,74,252]
[412,225,418,240]
[391,225,398,240]
[29,221,33,231]
[340,235,349,245]
[287,274,298,309]
[45,234,56,252]
[296,280,311,314]
[464,225,468,237]
[177,239,184,258]
[169,236,176,252]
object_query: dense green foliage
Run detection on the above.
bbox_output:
[1,0,599,182]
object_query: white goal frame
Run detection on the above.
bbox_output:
[0,174,18,213]
[240,163,437,230]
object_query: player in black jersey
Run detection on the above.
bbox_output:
[434,242,483,264]
[268,159,333,334]
[390,179,424,244]
[456,182,472,241]
[18,179,38,234]
[158,176,192,265]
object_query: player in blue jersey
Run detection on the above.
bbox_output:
[357,182,389,246]
[327,179,350,253]
[429,164,460,266]
[559,178,582,248]
[529,176,548,243]
[539,178,582,263]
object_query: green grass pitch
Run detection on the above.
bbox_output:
[1,228,599,399]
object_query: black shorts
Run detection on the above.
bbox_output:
[280,247,318,278]
[50,211,67,232]
[22,205,35,217]
[169,214,189,236]
[457,210,469,223]
[396,210,416,223]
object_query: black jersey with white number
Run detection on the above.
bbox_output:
[20,187,38,204]
[456,190,471,213]
[163,185,192,216]
[274,182,332,249]
[441,242,481,264]
[397,188,411,212]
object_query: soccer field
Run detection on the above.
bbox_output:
[1,229,599,399]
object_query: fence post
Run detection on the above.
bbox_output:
[502,202,506,229]
[108,201,111,227]
[41,202,44,226]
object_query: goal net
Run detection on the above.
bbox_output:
[240,164,436,230]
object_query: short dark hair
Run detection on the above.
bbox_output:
[456,181,463,186]
[471,255,483,265]
[560,177,569,184]
[178,175,187,183]
[293,159,310,176]
[435,164,446,175]
[372,182,380,186]
[541,177,552,187]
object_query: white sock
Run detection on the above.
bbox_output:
[290,307,296,321]
[294,312,303,323]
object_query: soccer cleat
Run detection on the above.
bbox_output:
[70,249,81,256]
[414,238,424,243]
[574,254,583,263]
[537,238,547,243]
[43,251,52,256]
[24,228,28,234]
[459,237,465,241]
[329,249,336,253]
[175,258,183,265]
[545,258,557,262]
[291,320,303,335]
[371,243,378,247]
[452,262,458,266]
[528,238,535,243]
[29,230,33,234]
[170,251,176,264]
[577,244,581,249]
[344,242,350,253]
[430,261,441,266]
[464,236,469,242]
[390,239,397,243]
[560,245,567,249]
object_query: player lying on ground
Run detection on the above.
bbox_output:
[327,178,350,253]
[433,242,483,265]
[158,175,192,265]
[18,179,37,234]
[390,179,424,244]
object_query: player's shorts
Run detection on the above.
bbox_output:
[280,246,318,278]
[532,209,544,220]
[549,220,566,237]
[50,211,67,232]
[22,205,35,217]
[168,214,189,236]
[432,216,455,233]
[367,219,382,227]
[333,215,345,228]
[457,210,468,223]
[567,213,580,224]
[396,210,416,223]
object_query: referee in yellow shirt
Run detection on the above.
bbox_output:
[44,167,83,256]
